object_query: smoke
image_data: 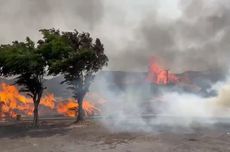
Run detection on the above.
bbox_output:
[91,71,230,132]
[1,0,230,75]
[110,0,230,77]
[1,0,230,132]
[0,0,104,43]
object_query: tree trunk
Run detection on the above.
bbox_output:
[0,102,2,120]
[32,92,42,127]
[76,95,85,122]
[32,102,39,127]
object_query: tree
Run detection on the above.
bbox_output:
[0,37,47,127]
[38,29,108,122]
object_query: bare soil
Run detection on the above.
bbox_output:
[0,119,230,152]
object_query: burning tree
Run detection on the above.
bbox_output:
[0,37,47,127]
[38,29,108,122]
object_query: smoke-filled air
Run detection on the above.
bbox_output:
[1,0,230,151]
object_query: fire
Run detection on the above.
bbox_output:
[57,98,100,117]
[40,94,55,109]
[0,82,100,119]
[0,83,33,118]
[57,99,77,117]
[146,57,179,85]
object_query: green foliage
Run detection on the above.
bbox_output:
[38,29,109,98]
[0,28,108,123]
[0,37,47,126]
[0,37,46,96]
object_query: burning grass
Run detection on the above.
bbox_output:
[0,83,100,120]
[57,98,100,117]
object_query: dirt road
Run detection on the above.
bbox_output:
[0,120,230,152]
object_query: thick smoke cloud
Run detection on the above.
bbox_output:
[97,73,230,133]
[1,0,230,75]
[111,0,230,77]
[0,0,104,43]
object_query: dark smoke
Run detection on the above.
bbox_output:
[1,0,230,78]
[0,0,104,43]
[111,0,230,79]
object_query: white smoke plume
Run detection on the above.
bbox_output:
[92,72,230,132]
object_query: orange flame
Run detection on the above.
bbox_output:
[146,57,179,85]
[0,82,100,119]
[0,83,33,118]
[40,94,55,109]
[57,98,100,117]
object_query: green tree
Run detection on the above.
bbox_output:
[38,29,108,122]
[0,37,47,127]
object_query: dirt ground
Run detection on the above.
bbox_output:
[0,120,230,152]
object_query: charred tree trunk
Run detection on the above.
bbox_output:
[76,94,85,122]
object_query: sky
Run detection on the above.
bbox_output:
[0,0,230,75]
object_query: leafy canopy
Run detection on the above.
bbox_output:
[0,37,46,99]
[38,29,108,97]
